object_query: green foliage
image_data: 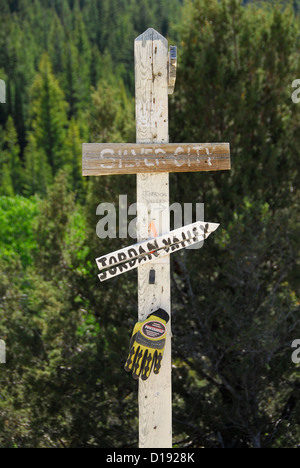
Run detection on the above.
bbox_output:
[89,78,135,143]
[23,133,53,197]
[169,0,300,448]
[0,196,38,267]
[0,116,22,196]
[28,53,69,174]
[0,171,138,448]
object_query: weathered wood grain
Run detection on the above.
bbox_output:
[82,142,231,176]
[135,28,172,449]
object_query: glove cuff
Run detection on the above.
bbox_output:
[147,308,169,324]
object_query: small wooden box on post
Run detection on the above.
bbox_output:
[82,28,231,449]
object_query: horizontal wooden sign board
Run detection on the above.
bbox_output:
[82,143,230,176]
[96,221,219,281]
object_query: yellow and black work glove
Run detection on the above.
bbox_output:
[124,308,169,380]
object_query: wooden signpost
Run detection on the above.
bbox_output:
[82,28,231,449]
[96,221,220,282]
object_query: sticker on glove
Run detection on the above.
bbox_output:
[141,321,166,339]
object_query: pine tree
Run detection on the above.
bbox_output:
[0,115,22,195]
[48,11,66,78]
[28,53,69,175]
[64,118,87,200]
[89,78,135,143]
[23,133,52,197]
[0,163,14,196]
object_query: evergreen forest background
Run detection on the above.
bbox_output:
[0,0,299,448]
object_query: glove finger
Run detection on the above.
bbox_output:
[140,349,148,380]
[141,350,154,381]
[153,350,163,374]
[124,344,136,372]
[132,346,144,380]
[125,343,141,374]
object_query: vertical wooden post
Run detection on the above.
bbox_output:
[135,29,172,448]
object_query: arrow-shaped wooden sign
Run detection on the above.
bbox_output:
[96,221,219,282]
